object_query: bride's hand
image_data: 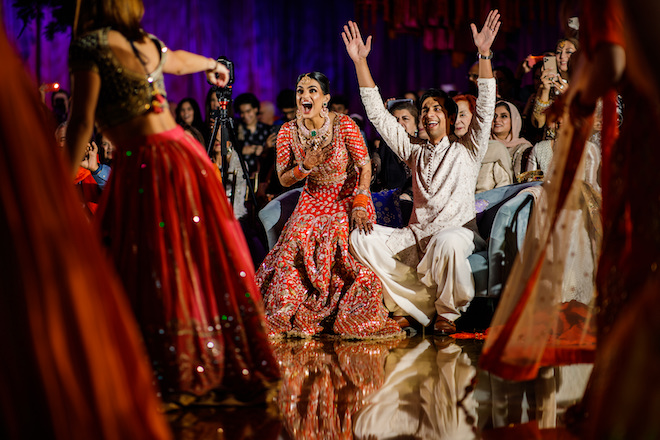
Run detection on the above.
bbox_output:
[351,209,373,234]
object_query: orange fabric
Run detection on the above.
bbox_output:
[74,166,91,184]
[0,23,171,440]
[582,0,625,55]
[480,80,601,380]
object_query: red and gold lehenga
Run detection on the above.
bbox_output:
[271,338,399,439]
[101,128,280,403]
[68,28,280,404]
[256,114,401,339]
[0,25,170,439]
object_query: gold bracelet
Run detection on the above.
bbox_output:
[535,98,551,107]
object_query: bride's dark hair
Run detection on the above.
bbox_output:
[296,72,331,95]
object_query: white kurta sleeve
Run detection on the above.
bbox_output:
[360,86,415,162]
[464,78,497,163]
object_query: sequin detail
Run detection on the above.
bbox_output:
[101,126,280,401]
[68,27,169,130]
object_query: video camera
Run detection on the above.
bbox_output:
[216,56,234,86]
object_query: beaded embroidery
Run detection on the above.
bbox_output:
[68,28,169,129]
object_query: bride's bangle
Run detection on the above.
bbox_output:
[292,163,312,181]
[300,162,313,173]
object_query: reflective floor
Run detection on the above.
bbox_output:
[169,335,591,439]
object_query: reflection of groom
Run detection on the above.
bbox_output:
[343,11,500,334]
[353,339,477,439]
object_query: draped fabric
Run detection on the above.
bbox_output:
[0,22,171,440]
[478,91,603,381]
[574,0,660,437]
[100,126,280,403]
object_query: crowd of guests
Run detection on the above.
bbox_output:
[46,26,590,225]
[41,9,600,333]
[165,31,588,207]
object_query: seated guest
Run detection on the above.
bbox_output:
[344,10,500,335]
[520,60,548,145]
[234,92,271,177]
[453,94,513,193]
[273,88,297,127]
[175,97,206,139]
[494,66,525,112]
[329,94,350,115]
[56,122,110,216]
[258,100,277,125]
[258,89,299,206]
[527,117,601,191]
[373,99,416,193]
[530,38,578,140]
[491,100,533,178]
[96,132,116,166]
[402,90,420,107]
[465,61,480,97]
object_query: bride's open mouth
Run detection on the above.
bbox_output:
[301,100,314,115]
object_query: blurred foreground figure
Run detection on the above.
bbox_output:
[65,0,280,405]
[0,21,171,440]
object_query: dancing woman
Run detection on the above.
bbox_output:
[256,71,401,339]
[0,19,171,439]
[65,0,279,406]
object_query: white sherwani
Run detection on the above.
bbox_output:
[350,78,496,324]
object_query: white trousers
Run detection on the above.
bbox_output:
[350,224,482,324]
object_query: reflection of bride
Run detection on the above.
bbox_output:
[353,339,478,440]
[271,339,400,440]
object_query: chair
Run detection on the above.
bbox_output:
[471,182,542,298]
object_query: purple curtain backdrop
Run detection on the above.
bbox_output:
[2,0,563,125]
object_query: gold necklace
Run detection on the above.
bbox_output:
[297,112,331,150]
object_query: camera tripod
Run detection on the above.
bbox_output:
[205,57,257,211]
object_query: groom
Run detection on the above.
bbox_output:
[344,11,500,334]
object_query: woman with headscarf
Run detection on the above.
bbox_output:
[453,93,513,192]
[491,100,533,178]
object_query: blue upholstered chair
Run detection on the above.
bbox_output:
[471,182,542,298]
